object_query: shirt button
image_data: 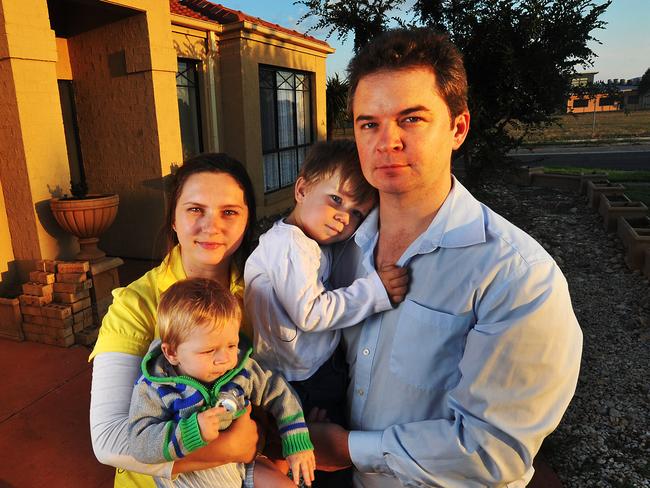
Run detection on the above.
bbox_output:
[357,388,364,396]
[362,348,370,356]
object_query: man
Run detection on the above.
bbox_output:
[312,28,583,487]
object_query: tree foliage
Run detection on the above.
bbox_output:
[297,0,611,174]
[326,74,350,139]
[639,68,650,96]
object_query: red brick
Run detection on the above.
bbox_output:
[52,289,90,304]
[42,304,72,320]
[44,316,74,329]
[71,297,92,314]
[22,282,54,296]
[19,294,53,306]
[57,261,90,273]
[20,304,42,316]
[56,272,87,283]
[53,280,93,293]
[29,271,55,284]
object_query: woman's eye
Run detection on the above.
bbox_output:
[223,209,239,216]
[188,207,202,213]
[330,195,342,204]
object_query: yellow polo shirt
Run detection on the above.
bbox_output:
[89,245,247,488]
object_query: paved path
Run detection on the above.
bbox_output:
[509,143,650,171]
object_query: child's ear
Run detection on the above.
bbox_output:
[294,176,308,203]
[161,342,179,365]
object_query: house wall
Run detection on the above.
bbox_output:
[66,6,181,260]
[0,177,15,295]
[0,0,71,287]
[218,23,331,217]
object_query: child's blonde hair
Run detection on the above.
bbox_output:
[299,139,377,206]
[157,278,241,349]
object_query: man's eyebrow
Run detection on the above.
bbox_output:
[355,105,431,123]
[398,105,431,116]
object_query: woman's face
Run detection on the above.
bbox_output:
[173,172,249,277]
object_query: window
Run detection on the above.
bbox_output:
[572,98,589,108]
[259,66,313,192]
[177,59,203,160]
[599,97,614,106]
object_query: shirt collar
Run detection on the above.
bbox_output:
[354,176,486,257]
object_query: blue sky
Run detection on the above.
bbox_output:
[226,0,649,82]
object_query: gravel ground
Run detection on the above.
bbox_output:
[472,172,650,488]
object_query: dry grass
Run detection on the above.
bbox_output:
[518,110,650,143]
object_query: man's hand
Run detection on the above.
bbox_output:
[378,264,409,304]
[286,449,316,486]
[308,421,352,472]
[197,406,228,442]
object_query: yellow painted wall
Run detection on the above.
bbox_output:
[218,23,332,217]
[66,6,182,260]
[0,177,16,295]
[0,0,71,273]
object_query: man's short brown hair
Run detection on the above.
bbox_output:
[299,139,377,206]
[157,278,241,349]
[347,28,468,123]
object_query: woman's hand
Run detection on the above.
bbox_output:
[172,405,258,474]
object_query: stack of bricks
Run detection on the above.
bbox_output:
[19,260,97,347]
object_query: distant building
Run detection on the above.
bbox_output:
[567,72,650,113]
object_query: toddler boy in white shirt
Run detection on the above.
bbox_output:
[244,140,408,429]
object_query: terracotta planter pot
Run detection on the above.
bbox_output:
[50,194,119,262]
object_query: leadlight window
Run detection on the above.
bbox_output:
[177,59,203,160]
[259,66,313,192]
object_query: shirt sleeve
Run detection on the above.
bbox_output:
[349,261,583,487]
[89,283,157,359]
[127,379,207,463]
[263,233,392,333]
[239,358,314,457]
[90,352,174,479]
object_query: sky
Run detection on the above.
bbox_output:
[224,0,649,83]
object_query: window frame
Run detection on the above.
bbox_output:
[176,58,204,159]
[259,65,314,194]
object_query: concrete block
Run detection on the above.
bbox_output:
[617,216,650,270]
[599,194,648,233]
[0,297,24,341]
[586,181,626,209]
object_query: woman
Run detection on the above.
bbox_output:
[89,153,259,488]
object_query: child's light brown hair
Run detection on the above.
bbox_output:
[299,139,377,206]
[157,278,241,349]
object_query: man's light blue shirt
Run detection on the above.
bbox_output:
[332,178,582,487]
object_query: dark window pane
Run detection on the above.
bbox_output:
[177,59,203,159]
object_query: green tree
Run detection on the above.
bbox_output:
[326,74,350,140]
[297,0,611,176]
[638,68,650,96]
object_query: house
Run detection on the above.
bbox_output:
[0,0,333,296]
[567,72,650,113]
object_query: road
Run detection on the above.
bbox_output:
[508,143,650,171]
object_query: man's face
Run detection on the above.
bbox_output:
[352,66,469,199]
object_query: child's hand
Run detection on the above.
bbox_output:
[378,264,409,304]
[286,449,316,486]
[197,406,228,442]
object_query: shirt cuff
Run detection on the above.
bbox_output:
[349,430,389,474]
[367,271,393,312]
